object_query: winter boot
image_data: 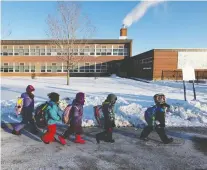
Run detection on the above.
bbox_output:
[105,132,115,143]
[96,134,100,144]
[163,137,173,144]
[41,136,49,144]
[140,136,149,141]
[58,135,67,145]
[12,129,21,136]
[75,135,85,144]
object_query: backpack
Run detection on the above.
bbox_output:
[94,105,104,127]
[144,105,157,126]
[15,97,23,116]
[62,104,73,124]
[34,102,49,128]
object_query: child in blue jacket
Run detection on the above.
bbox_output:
[41,92,61,144]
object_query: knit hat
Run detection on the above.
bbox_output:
[107,94,117,104]
[48,92,60,103]
[26,85,35,93]
[76,92,85,105]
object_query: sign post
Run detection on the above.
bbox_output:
[183,80,187,101]
[182,65,196,101]
[192,80,196,100]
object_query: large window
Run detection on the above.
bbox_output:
[96,63,107,73]
[1,63,13,72]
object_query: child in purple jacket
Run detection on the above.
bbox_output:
[58,92,85,145]
[12,85,38,135]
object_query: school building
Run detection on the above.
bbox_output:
[1,26,132,77]
[114,49,207,80]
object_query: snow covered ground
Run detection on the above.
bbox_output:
[1,76,207,169]
[1,76,207,128]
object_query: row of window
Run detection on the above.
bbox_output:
[1,62,108,73]
[1,49,128,56]
[2,45,126,49]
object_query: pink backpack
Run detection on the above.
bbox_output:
[62,104,73,124]
[94,105,104,127]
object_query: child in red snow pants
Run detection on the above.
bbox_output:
[42,124,56,144]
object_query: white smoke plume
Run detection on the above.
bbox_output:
[123,0,165,27]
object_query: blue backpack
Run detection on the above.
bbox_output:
[144,105,157,126]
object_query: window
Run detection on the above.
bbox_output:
[3,63,8,72]
[85,63,90,73]
[79,63,85,72]
[1,63,13,72]
[56,65,62,72]
[15,66,20,72]
[19,63,24,72]
[73,64,78,72]
[90,63,95,72]
[96,64,101,72]
[31,65,35,72]
[24,65,30,72]
[8,65,13,72]
[47,66,52,72]
[41,65,46,72]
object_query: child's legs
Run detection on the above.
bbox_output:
[140,126,153,138]
[155,126,168,142]
[62,126,73,138]
[14,123,26,131]
[42,124,57,142]
[96,130,107,141]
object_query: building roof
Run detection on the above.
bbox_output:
[153,48,207,52]
[1,39,132,45]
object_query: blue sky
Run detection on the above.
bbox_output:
[1,1,207,55]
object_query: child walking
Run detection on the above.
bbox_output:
[140,94,173,144]
[41,92,61,144]
[58,92,86,145]
[96,94,117,144]
[12,85,37,135]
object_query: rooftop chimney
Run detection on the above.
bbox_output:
[119,24,127,39]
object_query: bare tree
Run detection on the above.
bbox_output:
[46,2,96,85]
[1,24,12,39]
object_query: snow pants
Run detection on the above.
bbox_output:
[140,125,169,142]
[42,124,57,143]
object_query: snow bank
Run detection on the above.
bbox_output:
[1,98,207,128]
[1,77,207,128]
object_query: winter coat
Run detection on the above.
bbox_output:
[155,103,170,127]
[21,92,34,113]
[20,92,35,122]
[45,101,61,125]
[102,100,116,130]
[69,99,83,133]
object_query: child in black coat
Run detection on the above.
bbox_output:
[96,94,117,144]
[140,94,173,144]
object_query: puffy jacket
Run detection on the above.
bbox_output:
[45,101,61,125]
[102,100,115,129]
[70,99,83,128]
[21,92,34,113]
[155,103,170,127]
